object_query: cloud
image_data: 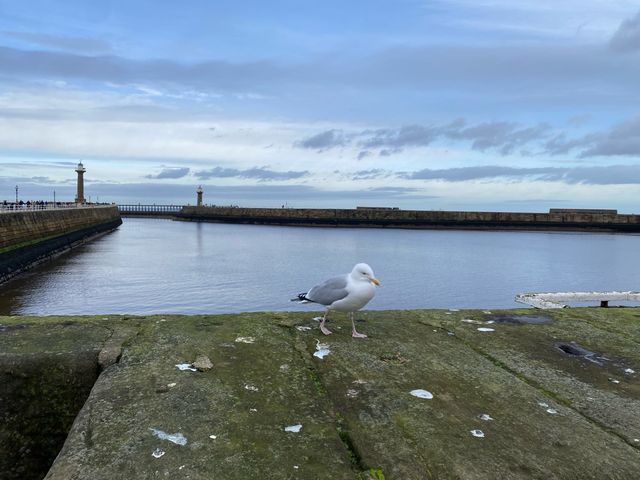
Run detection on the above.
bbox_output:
[0,45,286,93]
[2,38,638,113]
[0,38,639,139]
[539,116,640,157]
[62,182,435,206]
[562,165,640,185]
[0,176,78,203]
[0,160,78,169]
[404,164,640,184]
[405,165,555,181]
[351,169,392,180]
[379,148,401,156]
[544,133,594,156]
[609,10,640,52]
[566,114,591,127]
[360,124,439,149]
[145,167,190,179]
[372,43,640,91]
[296,129,346,150]
[297,120,552,156]
[295,115,639,160]
[368,186,427,195]
[3,31,113,54]
[445,121,551,155]
[194,166,308,181]
[29,176,53,183]
[0,175,59,184]
[579,116,640,157]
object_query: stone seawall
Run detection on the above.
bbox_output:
[178,206,640,232]
[0,206,122,284]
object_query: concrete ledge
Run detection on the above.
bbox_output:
[516,291,640,309]
[1,309,639,479]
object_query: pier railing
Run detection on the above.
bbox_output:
[0,203,112,213]
[118,204,184,214]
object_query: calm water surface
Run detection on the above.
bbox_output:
[1,218,638,315]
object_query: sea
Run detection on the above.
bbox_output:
[0,217,638,315]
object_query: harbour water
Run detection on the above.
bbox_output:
[0,218,638,315]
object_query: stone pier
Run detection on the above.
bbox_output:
[1,308,639,479]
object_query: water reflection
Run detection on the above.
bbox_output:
[0,218,638,315]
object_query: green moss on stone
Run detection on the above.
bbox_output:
[1,309,639,479]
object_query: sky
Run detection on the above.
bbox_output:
[0,0,639,211]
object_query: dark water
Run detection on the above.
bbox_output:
[0,218,638,315]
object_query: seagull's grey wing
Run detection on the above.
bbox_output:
[305,274,349,306]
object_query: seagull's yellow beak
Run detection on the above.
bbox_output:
[370,277,381,286]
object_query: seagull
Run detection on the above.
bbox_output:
[293,263,380,338]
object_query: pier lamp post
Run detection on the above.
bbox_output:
[75,162,86,204]
[15,185,18,203]
[197,185,203,207]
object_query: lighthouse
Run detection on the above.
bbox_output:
[75,162,86,204]
[196,185,203,207]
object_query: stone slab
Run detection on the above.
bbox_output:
[1,309,639,479]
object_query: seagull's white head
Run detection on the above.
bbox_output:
[351,263,381,286]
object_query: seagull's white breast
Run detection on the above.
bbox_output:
[329,277,376,312]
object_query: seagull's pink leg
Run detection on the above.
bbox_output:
[351,312,367,338]
[320,309,332,335]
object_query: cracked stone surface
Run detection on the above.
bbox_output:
[1,309,639,479]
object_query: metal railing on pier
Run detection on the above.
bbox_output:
[118,204,184,214]
[0,202,112,213]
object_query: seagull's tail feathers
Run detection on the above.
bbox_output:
[291,292,314,303]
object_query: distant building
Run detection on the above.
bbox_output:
[549,208,617,215]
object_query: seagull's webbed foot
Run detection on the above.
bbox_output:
[351,314,367,339]
[320,324,333,335]
[320,311,332,335]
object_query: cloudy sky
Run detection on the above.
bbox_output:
[1,0,639,211]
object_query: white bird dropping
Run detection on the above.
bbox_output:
[152,448,165,458]
[175,363,197,371]
[149,428,187,445]
[470,429,485,438]
[235,336,255,344]
[410,389,433,399]
[313,339,331,359]
[285,424,302,433]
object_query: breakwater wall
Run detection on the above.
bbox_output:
[0,206,122,285]
[177,206,640,232]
